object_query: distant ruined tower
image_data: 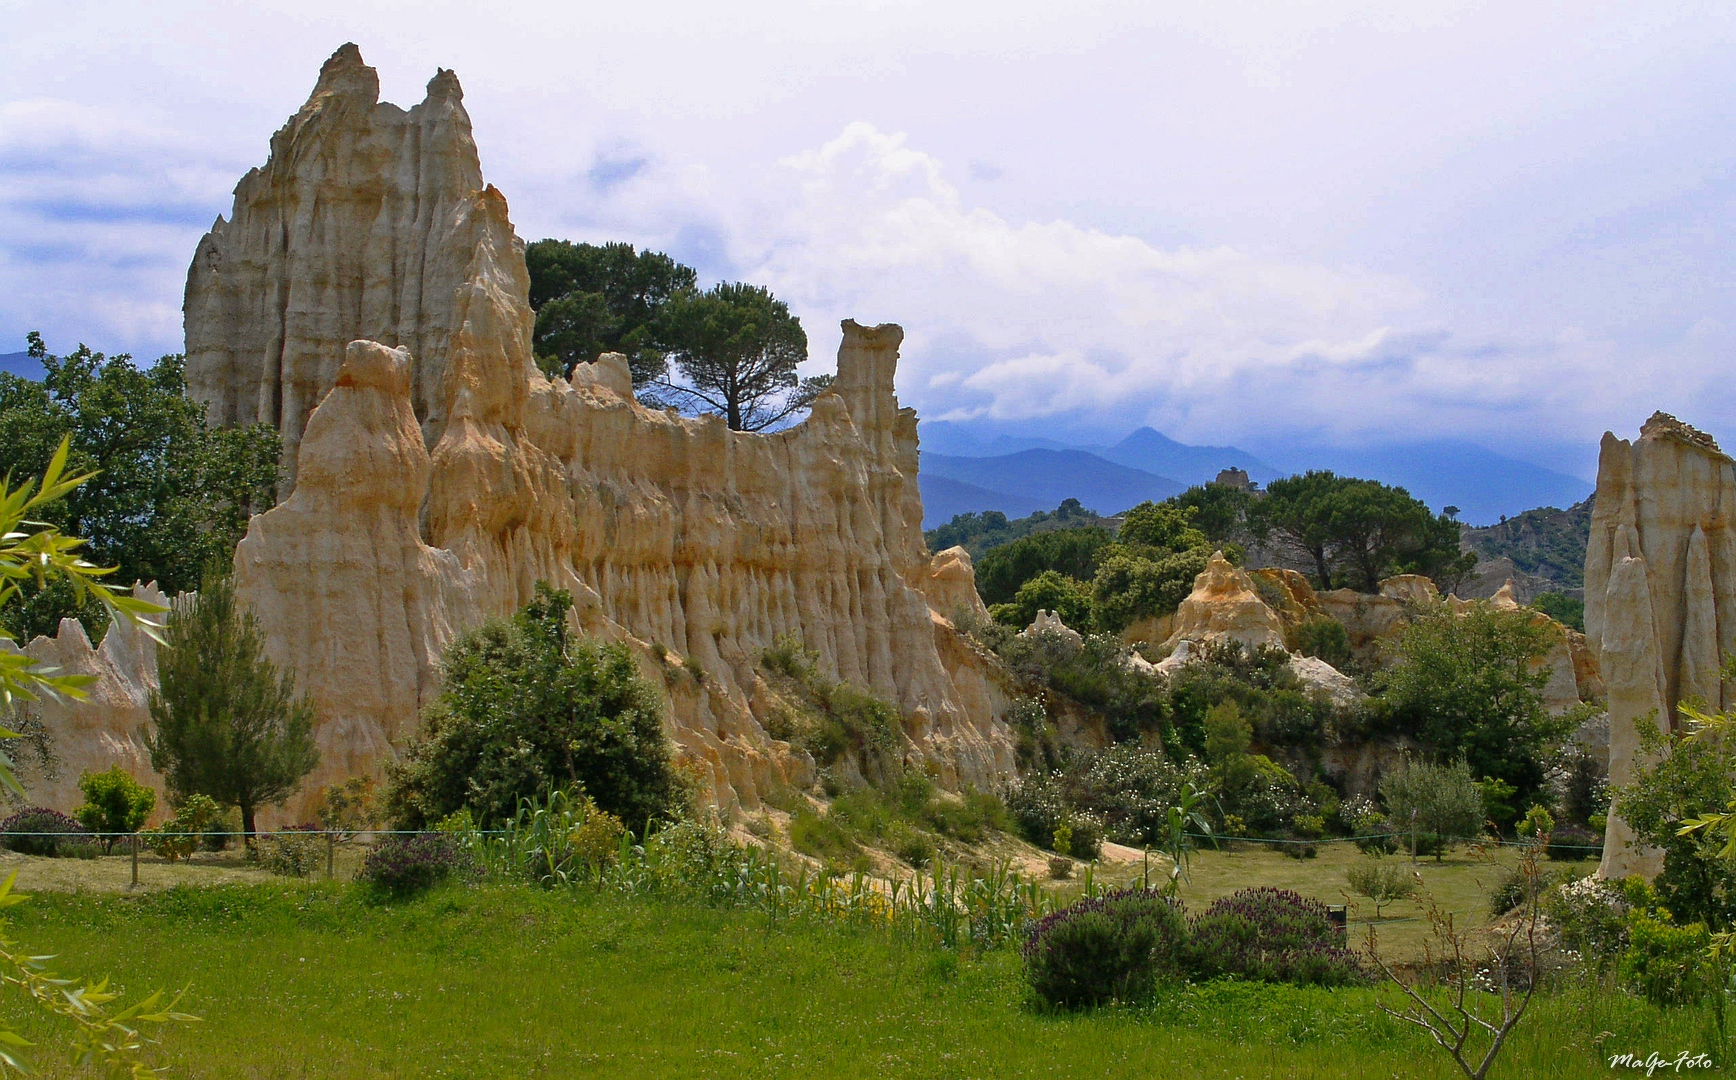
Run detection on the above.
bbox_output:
[1586,412,1736,879]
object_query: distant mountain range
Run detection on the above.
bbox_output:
[915,421,1593,529]
[0,352,40,379]
[919,450,1183,527]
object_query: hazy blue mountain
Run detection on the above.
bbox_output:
[1273,441,1594,526]
[0,352,40,379]
[917,476,1047,529]
[1090,427,1280,487]
[921,449,1182,522]
[917,420,1072,457]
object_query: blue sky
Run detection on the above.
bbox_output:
[3,0,1733,481]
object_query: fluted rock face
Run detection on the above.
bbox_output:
[9,586,168,814]
[1587,412,1736,878]
[188,46,1015,820]
[1162,551,1286,652]
[185,43,500,494]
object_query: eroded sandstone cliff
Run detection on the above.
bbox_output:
[186,46,1015,820]
[1587,412,1736,878]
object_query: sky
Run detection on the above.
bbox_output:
[2,1,1733,481]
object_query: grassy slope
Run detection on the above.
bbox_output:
[0,882,1710,1080]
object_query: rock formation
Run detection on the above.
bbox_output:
[1586,412,1736,878]
[1160,551,1286,653]
[169,46,1014,820]
[7,586,168,814]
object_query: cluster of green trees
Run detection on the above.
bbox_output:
[527,240,831,431]
[980,501,1217,633]
[0,335,280,643]
[924,498,1109,559]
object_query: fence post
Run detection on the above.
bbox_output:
[327,831,335,880]
[130,834,138,887]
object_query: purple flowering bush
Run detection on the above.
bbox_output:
[1187,887,1365,987]
[1022,887,1187,1007]
[0,807,93,857]
[357,833,472,896]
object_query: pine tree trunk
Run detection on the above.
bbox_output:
[241,802,257,846]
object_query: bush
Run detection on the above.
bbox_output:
[1546,874,1632,969]
[1620,913,1714,1007]
[1346,859,1416,918]
[257,826,325,877]
[1546,822,1603,861]
[73,766,156,851]
[357,833,471,896]
[759,633,906,783]
[1488,864,1554,917]
[789,808,858,866]
[1188,887,1365,986]
[1290,616,1351,670]
[0,807,91,857]
[142,794,225,861]
[1022,887,1187,1008]
[386,584,687,831]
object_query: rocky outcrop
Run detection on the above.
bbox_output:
[185,47,1017,821]
[924,547,990,624]
[1161,551,1286,652]
[8,586,168,814]
[1587,412,1736,878]
[186,44,505,496]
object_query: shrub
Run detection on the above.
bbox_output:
[1022,887,1187,1008]
[1380,756,1483,860]
[0,807,91,857]
[73,766,156,852]
[317,776,380,839]
[1546,822,1603,862]
[1546,874,1631,969]
[1188,887,1365,986]
[386,584,687,831]
[143,794,224,861]
[1290,616,1351,670]
[788,808,857,865]
[758,633,905,782]
[1064,747,1210,847]
[1346,859,1416,918]
[357,833,471,896]
[257,826,324,877]
[1620,913,1714,1007]
[1489,864,1555,917]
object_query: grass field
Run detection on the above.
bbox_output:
[0,880,1712,1079]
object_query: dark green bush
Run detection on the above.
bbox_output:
[1620,913,1713,1007]
[1022,887,1187,1008]
[357,833,471,896]
[1289,616,1351,670]
[1546,822,1603,861]
[1188,887,1365,987]
[0,807,92,857]
[385,583,686,831]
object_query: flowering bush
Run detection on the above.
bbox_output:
[1545,874,1631,968]
[1022,887,1187,1008]
[0,807,92,858]
[1188,887,1365,986]
[357,833,472,895]
[257,826,325,877]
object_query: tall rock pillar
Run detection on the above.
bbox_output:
[1587,413,1736,878]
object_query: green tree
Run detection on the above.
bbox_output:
[525,240,698,384]
[651,282,831,431]
[1086,501,1216,633]
[1378,756,1485,860]
[989,570,1095,631]
[74,765,156,852]
[1379,603,1570,809]
[0,333,279,643]
[975,526,1111,605]
[1249,470,1471,593]
[1531,591,1585,632]
[386,583,686,830]
[1167,483,1254,544]
[146,570,320,839]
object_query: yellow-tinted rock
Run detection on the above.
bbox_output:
[1162,551,1286,652]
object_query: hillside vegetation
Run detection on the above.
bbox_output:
[1460,498,1593,591]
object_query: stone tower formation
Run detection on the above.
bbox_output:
[178,44,1014,818]
[1586,412,1736,878]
